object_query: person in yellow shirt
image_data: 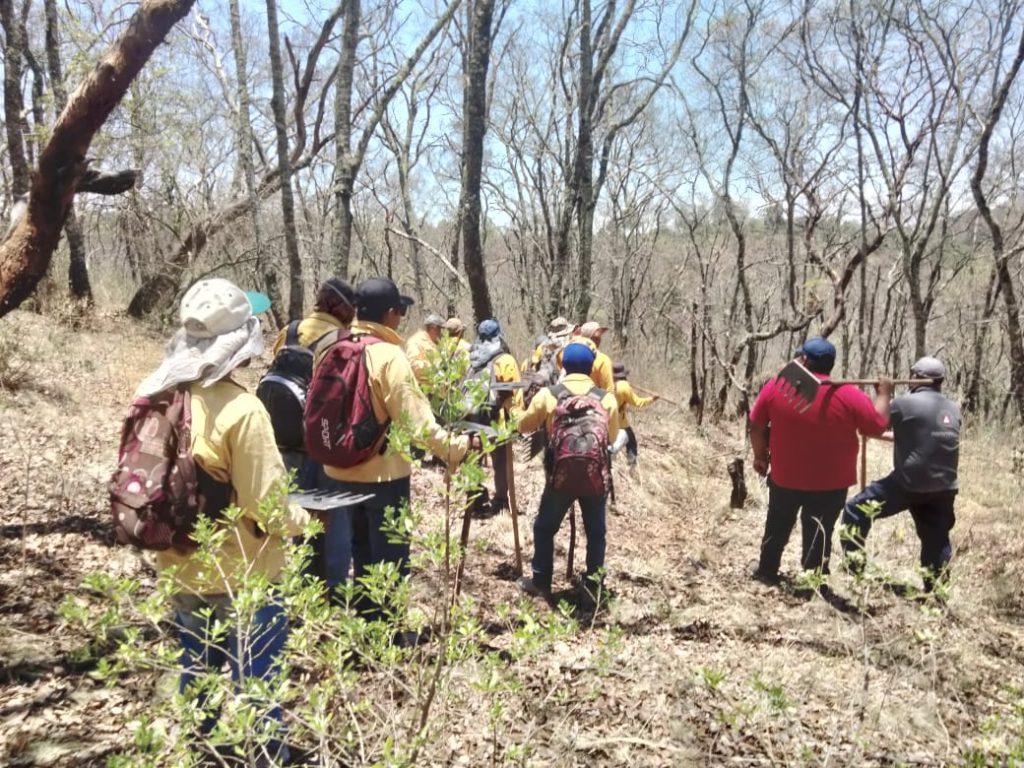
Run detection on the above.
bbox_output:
[511,342,620,601]
[465,318,521,514]
[406,313,445,385]
[318,278,473,614]
[266,278,355,477]
[444,316,472,360]
[272,277,355,354]
[133,278,308,759]
[578,321,615,391]
[527,316,574,371]
[613,363,658,466]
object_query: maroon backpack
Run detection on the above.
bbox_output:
[109,388,231,551]
[548,384,611,497]
[304,330,389,468]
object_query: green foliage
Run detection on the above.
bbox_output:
[63,334,573,766]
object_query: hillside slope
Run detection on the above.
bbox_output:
[1,310,1023,766]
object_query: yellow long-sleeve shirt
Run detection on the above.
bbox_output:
[272,310,345,354]
[154,379,309,595]
[322,321,470,483]
[555,337,614,391]
[514,373,620,442]
[614,380,654,428]
[405,329,438,385]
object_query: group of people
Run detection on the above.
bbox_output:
[748,337,961,594]
[113,276,959,761]
[117,274,662,758]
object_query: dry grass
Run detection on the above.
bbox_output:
[1,309,1023,766]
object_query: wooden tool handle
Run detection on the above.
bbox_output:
[632,384,681,406]
[833,378,933,386]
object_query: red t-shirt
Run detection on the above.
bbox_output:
[749,374,888,491]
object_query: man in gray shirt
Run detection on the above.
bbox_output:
[840,357,960,592]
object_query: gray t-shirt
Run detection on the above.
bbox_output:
[890,389,960,493]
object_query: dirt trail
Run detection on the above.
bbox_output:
[1,311,1023,766]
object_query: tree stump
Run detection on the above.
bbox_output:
[728,458,747,509]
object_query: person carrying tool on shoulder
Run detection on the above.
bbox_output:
[513,342,620,602]
[840,357,960,593]
[406,312,446,386]
[577,321,615,391]
[466,318,521,514]
[748,337,892,586]
[306,277,474,620]
[613,363,657,466]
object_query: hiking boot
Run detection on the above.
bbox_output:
[518,576,549,598]
[751,567,782,586]
[491,497,510,515]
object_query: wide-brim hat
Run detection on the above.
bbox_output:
[136,279,269,397]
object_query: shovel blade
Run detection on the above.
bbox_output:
[775,360,820,411]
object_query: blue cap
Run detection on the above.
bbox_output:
[478,318,501,341]
[245,291,272,315]
[797,336,836,362]
[562,342,596,374]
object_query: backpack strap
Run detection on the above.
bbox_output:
[284,319,301,347]
[551,383,570,401]
[588,386,607,401]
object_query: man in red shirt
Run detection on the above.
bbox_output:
[749,338,892,584]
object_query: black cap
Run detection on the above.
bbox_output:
[315,277,356,317]
[355,277,415,317]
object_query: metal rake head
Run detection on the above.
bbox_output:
[288,490,376,511]
[775,359,821,413]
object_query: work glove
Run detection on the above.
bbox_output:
[608,430,628,455]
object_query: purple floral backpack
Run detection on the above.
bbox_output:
[548,384,611,497]
[109,388,229,551]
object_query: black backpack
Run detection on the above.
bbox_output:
[257,321,327,450]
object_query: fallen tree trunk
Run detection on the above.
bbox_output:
[0,0,196,318]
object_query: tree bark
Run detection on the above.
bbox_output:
[460,0,496,323]
[970,21,1024,421]
[0,0,29,197]
[265,0,303,320]
[0,0,197,318]
[44,0,93,303]
[573,0,595,320]
[230,0,283,325]
[332,0,360,279]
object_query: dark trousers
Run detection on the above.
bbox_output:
[758,481,847,576]
[625,427,639,465]
[491,443,509,508]
[841,472,956,590]
[531,484,607,591]
[329,476,411,618]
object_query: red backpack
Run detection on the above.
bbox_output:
[304,330,389,468]
[548,384,611,497]
[109,388,231,551]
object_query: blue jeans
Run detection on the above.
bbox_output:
[308,466,354,601]
[531,484,607,591]
[174,595,289,759]
[329,476,411,619]
[841,472,956,590]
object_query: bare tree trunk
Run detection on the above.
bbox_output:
[460,0,495,323]
[573,0,595,321]
[0,0,29,198]
[333,0,360,279]
[970,20,1024,421]
[0,0,197,318]
[229,0,283,325]
[44,0,93,303]
[265,0,303,319]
